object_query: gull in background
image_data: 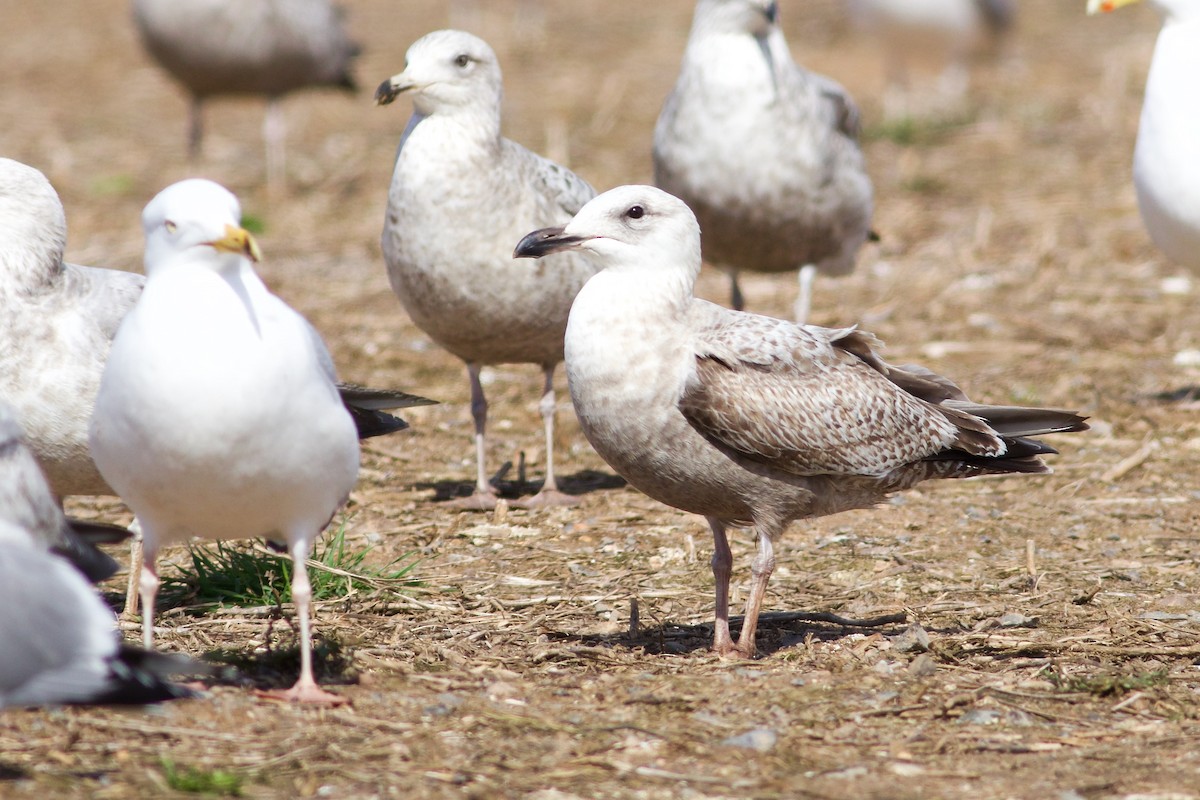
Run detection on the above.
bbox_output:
[376,29,599,509]
[515,185,1088,658]
[132,0,360,190]
[90,179,359,704]
[654,0,873,323]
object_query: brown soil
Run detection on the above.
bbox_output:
[4,1,1200,798]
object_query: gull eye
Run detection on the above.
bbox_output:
[454,54,470,68]
[626,205,645,220]
[164,221,177,233]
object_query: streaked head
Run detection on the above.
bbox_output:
[374,30,502,115]
[692,0,779,37]
[0,158,67,278]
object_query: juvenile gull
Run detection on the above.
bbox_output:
[1089,0,1200,272]
[0,158,143,499]
[0,400,197,708]
[90,179,359,704]
[515,185,1088,658]
[132,0,359,188]
[653,0,873,322]
[376,29,599,509]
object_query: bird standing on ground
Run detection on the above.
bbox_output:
[375,29,599,509]
[515,185,1088,658]
[0,399,197,708]
[1088,0,1200,272]
[132,0,359,190]
[90,179,359,704]
[654,0,873,323]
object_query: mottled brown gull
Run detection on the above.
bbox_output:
[653,0,873,323]
[90,179,359,704]
[515,185,1088,658]
[0,399,198,708]
[132,0,359,188]
[376,29,599,510]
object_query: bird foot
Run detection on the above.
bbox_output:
[513,488,580,508]
[257,682,348,706]
[446,490,499,511]
[712,641,757,660]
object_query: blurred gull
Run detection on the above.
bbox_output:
[515,185,1088,658]
[132,0,360,189]
[376,30,599,509]
[90,179,359,704]
[847,0,1017,116]
[654,0,873,322]
[1088,0,1200,273]
[0,400,198,708]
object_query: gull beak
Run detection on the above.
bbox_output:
[374,72,416,106]
[208,224,262,263]
[1086,0,1141,13]
[513,226,591,259]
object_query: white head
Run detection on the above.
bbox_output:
[374,30,502,119]
[692,0,779,38]
[140,179,261,277]
[0,158,67,284]
[514,185,703,285]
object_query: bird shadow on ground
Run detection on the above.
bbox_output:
[546,611,909,658]
[416,468,626,503]
[198,632,357,692]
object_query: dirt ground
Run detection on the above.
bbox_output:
[4,1,1200,797]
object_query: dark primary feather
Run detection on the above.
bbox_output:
[82,647,211,706]
[336,383,437,440]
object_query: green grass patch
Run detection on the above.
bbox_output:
[160,759,243,796]
[864,113,975,147]
[1050,668,1170,697]
[239,212,266,235]
[159,525,420,610]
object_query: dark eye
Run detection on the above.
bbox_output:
[626,205,645,220]
[454,54,470,68]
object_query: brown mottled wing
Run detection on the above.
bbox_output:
[679,309,990,477]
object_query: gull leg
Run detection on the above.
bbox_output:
[733,525,777,658]
[729,269,745,311]
[264,97,286,196]
[261,534,346,704]
[450,363,498,510]
[122,519,143,619]
[139,535,160,650]
[794,264,817,324]
[187,98,204,161]
[709,518,737,655]
[516,364,578,508]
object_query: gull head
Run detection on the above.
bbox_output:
[0,158,67,278]
[1087,0,1196,21]
[141,179,262,276]
[514,185,702,279]
[374,30,501,115]
[693,0,779,37]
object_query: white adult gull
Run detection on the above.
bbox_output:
[515,185,1088,658]
[375,29,599,509]
[653,0,873,323]
[1088,0,1200,273]
[0,399,198,708]
[89,179,359,704]
[132,0,360,189]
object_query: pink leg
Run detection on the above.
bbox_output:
[708,518,737,655]
[260,535,346,705]
[139,536,161,650]
[516,364,578,508]
[734,526,777,659]
[450,363,499,510]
